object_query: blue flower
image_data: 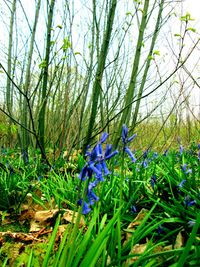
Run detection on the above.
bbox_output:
[77,199,91,215]
[181,164,192,174]
[82,202,91,214]
[122,125,137,145]
[78,132,118,214]
[100,132,109,143]
[22,148,29,164]
[124,147,136,162]
[178,179,186,188]
[142,159,148,168]
[163,149,168,156]
[184,196,196,207]
[150,175,157,189]
[152,152,158,159]
[122,125,137,162]
[87,190,99,205]
[143,150,149,159]
[130,205,137,214]
[157,225,164,235]
[188,220,195,227]
[179,145,184,155]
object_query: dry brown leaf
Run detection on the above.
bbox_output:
[0,231,43,242]
[126,243,148,265]
[127,208,149,230]
[174,231,184,249]
[30,209,59,232]
[62,209,85,228]
[124,208,149,243]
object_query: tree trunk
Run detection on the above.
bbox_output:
[132,0,164,129]
[83,0,117,151]
[21,0,41,162]
[38,0,55,156]
[114,0,150,147]
[6,0,16,146]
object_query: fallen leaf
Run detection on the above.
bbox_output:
[62,209,85,227]
[30,209,59,232]
[174,231,184,249]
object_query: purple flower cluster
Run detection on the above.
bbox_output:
[78,132,118,214]
[122,125,137,162]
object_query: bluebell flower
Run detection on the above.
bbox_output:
[104,144,118,160]
[87,190,99,205]
[179,145,184,155]
[184,196,196,207]
[143,150,149,159]
[157,225,164,235]
[88,180,99,191]
[78,132,118,214]
[142,159,148,168]
[124,147,136,162]
[122,125,137,162]
[198,150,200,161]
[181,164,192,174]
[163,149,168,156]
[188,220,195,227]
[122,125,137,145]
[79,165,90,181]
[21,148,29,164]
[152,152,158,159]
[150,175,157,189]
[178,179,186,188]
[198,144,200,150]
[130,205,137,214]
[100,132,109,143]
[77,199,91,215]
[89,163,104,181]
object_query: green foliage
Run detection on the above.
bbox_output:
[62,37,71,52]
[0,171,30,212]
[39,59,47,69]
[153,50,160,56]
[180,12,194,22]
[186,27,196,33]
[0,136,199,265]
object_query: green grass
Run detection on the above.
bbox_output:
[0,138,199,266]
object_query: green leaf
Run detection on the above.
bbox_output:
[148,55,154,61]
[180,12,195,22]
[62,37,71,52]
[39,60,47,69]
[79,209,120,267]
[174,33,181,37]
[186,27,196,33]
[153,50,160,56]
[56,24,63,29]
[50,40,55,46]
[74,52,81,56]
[42,214,61,267]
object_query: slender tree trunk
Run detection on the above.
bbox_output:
[83,0,117,150]
[132,0,164,128]
[6,0,16,146]
[21,0,41,162]
[113,0,150,147]
[38,0,55,156]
